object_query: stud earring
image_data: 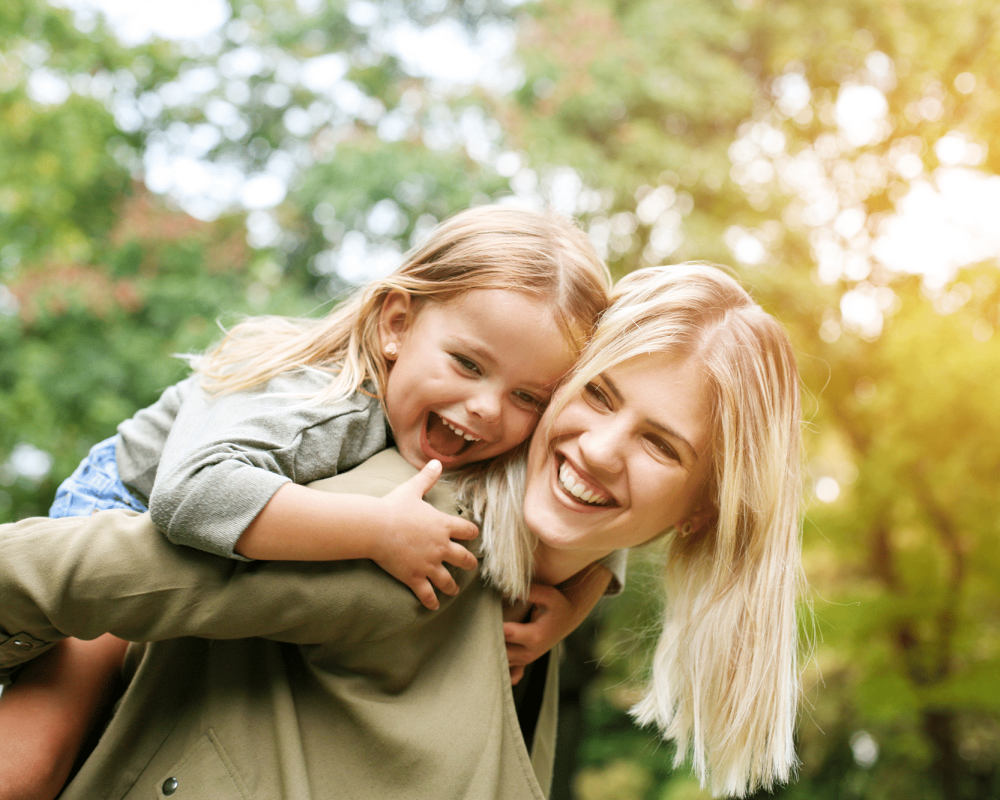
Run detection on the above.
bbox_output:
[384,343,398,357]
[679,521,693,536]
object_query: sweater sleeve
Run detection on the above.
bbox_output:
[148,371,387,560]
[0,451,456,684]
[115,376,191,504]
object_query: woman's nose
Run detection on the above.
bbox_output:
[577,419,624,473]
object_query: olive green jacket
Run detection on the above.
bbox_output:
[0,449,558,799]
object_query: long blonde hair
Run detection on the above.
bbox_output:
[459,263,803,798]
[192,204,611,405]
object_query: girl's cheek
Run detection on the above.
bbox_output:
[513,411,539,443]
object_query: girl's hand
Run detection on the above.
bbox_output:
[503,583,576,685]
[373,460,479,610]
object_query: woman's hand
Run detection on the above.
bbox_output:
[503,584,575,685]
[373,459,479,610]
[503,564,614,685]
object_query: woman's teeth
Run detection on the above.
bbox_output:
[558,462,610,506]
[443,419,480,442]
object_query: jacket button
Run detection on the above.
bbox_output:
[162,777,178,795]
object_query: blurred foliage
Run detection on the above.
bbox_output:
[505,1,1000,798]
[1,0,999,798]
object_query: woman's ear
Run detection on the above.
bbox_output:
[677,503,718,537]
[378,291,412,360]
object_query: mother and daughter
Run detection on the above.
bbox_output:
[0,204,804,799]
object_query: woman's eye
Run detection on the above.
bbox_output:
[648,436,680,462]
[584,382,610,409]
[452,354,481,374]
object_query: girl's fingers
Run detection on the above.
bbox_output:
[448,518,480,540]
[430,568,460,597]
[412,580,440,611]
[503,622,531,646]
[445,543,477,571]
[401,459,443,497]
[525,583,561,609]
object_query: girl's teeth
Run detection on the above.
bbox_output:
[558,462,608,506]
[444,419,479,441]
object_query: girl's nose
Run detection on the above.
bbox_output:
[467,387,503,423]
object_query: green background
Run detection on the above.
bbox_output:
[2,1,998,797]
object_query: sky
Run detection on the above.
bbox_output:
[53,0,231,44]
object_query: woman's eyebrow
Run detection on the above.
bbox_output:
[648,419,699,463]
[600,372,625,403]
[602,372,699,462]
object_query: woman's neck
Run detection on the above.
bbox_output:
[531,541,611,588]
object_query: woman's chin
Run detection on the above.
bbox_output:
[524,501,588,554]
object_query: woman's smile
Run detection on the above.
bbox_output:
[524,352,715,580]
[556,455,613,507]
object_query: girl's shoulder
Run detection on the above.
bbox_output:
[261,369,373,410]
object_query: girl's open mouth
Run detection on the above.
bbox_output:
[425,413,481,458]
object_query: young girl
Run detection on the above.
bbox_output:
[52,202,612,605]
[2,203,616,800]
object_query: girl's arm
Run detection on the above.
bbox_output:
[0,635,127,800]
[234,460,479,610]
[145,374,477,609]
[503,563,614,684]
[145,371,388,561]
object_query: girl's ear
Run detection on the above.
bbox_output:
[378,291,412,360]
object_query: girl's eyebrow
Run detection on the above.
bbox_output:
[600,371,700,462]
[448,334,495,364]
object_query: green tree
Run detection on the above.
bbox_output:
[4,1,1000,798]
[1,0,511,519]
[493,1,1000,798]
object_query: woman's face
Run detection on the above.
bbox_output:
[523,352,715,562]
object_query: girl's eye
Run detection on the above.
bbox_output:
[513,390,546,412]
[452,354,481,375]
[583,382,611,409]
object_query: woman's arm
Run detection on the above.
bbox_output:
[0,451,471,679]
[0,635,127,800]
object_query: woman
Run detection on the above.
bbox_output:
[466,263,803,796]
[0,263,803,799]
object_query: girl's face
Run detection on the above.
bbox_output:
[523,352,715,562]
[379,289,576,470]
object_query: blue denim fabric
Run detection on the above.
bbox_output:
[49,436,148,518]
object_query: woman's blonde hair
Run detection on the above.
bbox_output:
[461,262,803,798]
[192,204,611,405]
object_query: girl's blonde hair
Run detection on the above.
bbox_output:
[193,204,611,404]
[461,263,803,798]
